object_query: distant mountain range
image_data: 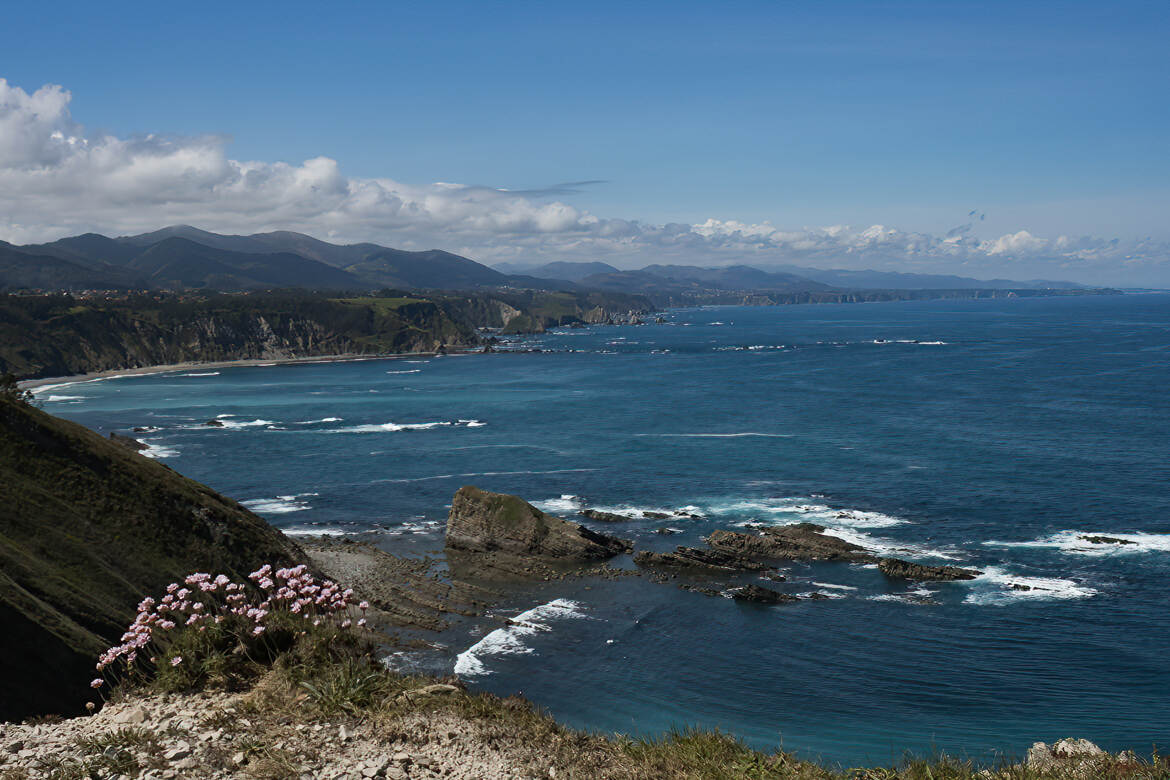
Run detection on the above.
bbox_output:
[1,225,538,292]
[1,224,1086,295]
[494,260,1084,291]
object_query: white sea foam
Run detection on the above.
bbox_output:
[293,417,343,424]
[711,498,908,529]
[178,371,220,377]
[382,519,443,536]
[217,418,276,429]
[241,493,318,514]
[917,341,948,345]
[816,526,961,561]
[799,590,848,599]
[44,394,87,402]
[532,495,582,514]
[140,441,179,459]
[868,587,937,603]
[985,530,1170,557]
[328,419,485,433]
[961,566,1097,605]
[281,527,356,537]
[454,599,587,678]
[386,369,421,374]
[812,582,858,591]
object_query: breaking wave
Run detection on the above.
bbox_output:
[961,566,1097,605]
[241,493,319,515]
[454,599,587,678]
[326,419,485,433]
[985,530,1170,557]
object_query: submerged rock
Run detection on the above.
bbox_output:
[1078,535,1137,545]
[446,486,631,562]
[877,558,981,581]
[580,508,632,523]
[633,546,771,571]
[641,511,670,520]
[203,419,225,427]
[706,523,875,563]
[730,584,799,604]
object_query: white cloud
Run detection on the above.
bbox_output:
[1,77,1167,285]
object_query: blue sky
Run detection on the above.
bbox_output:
[1,0,1167,283]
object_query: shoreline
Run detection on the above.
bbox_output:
[17,349,477,391]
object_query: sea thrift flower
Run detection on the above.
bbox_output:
[171,656,183,666]
[90,678,103,689]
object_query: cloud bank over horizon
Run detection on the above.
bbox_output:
[2,78,1166,286]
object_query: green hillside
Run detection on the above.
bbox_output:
[0,393,303,720]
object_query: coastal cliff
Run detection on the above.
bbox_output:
[0,395,303,721]
[0,288,653,379]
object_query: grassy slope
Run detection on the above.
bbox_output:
[0,396,303,720]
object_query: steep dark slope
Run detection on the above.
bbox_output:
[0,396,303,719]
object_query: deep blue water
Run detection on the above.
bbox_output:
[38,294,1170,767]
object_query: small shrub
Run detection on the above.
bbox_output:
[91,564,372,695]
[299,658,387,714]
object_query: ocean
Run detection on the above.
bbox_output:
[37,293,1170,767]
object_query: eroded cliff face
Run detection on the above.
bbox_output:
[0,295,482,378]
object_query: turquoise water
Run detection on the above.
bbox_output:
[39,294,1170,766]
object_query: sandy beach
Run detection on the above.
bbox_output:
[17,350,456,391]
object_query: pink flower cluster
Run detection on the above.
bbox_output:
[91,564,370,690]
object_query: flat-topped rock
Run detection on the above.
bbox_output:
[446,486,631,561]
[731,584,799,604]
[580,508,632,523]
[878,558,981,581]
[633,546,771,571]
[707,523,875,562]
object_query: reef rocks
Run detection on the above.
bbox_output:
[730,584,799,604]
[877,558,981,581]
[633,546,771,572]
[1079,535,1137,545]
[203,419,225,427]
[580,509,632,523]
[446,486,631,562]
[706,523,875,563]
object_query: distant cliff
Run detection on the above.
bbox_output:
[0,289,652,379]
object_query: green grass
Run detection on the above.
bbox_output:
[332,295,429,312]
